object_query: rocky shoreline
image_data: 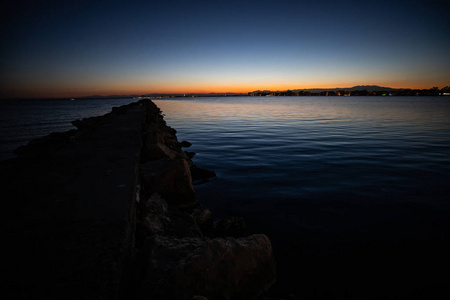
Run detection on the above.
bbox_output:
[1,99,276,300]
[135,100,276,299]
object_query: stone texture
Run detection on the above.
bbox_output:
[181,140,193,148]
[191,208,214,236]
[142,193,203,238]
[215,216,247,238]
[140,158,197,209]
[139,234,276,300]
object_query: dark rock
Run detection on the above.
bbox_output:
[190,165,216,181]
[216,216,246,238]
[112,105,128,115]
[192,296,209,300]
[3,100,147,300]
[140,159,197,209]
[142,193,203,238]
[71,114,110,130]
[142,131,181,161]
[142,193,169,236]
[164,210,204,238]
[139,234,276,300]
[181,140,192,148]
[14,129,77,157]
[168,126,177,135]
[185,151,196,159]
[71,118,84,129]
[191,208,214,236]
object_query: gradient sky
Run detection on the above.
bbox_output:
[1,0,449,98]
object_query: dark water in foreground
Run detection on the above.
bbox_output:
[1,96,450,299]
[154,96,450,299]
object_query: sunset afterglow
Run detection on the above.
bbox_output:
[1,0,449,98]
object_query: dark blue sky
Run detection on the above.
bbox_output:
[1,0,449,97]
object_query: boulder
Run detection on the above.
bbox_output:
[185,151,196,159]
[140,159,197,209]
[191,208,214,236]
[142,131,180,161]
[142,193,169,236]
[143,194,203,238]
[181,140,192,148]
[190,165,216,182]
[215,216,246,238]
[192,296,209,300]
[139,234,276,300]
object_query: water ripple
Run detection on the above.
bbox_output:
[155,97,450,216]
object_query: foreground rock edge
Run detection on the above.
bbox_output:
[137,99,276,300]
[2,99,276,300]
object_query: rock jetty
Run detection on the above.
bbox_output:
[1,99,276,300]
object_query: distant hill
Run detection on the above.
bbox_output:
[286,85,410,93]
[249,85,414,94]
[347,85,409,92]
[247,85,450,96]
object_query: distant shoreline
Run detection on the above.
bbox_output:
[2,85,449,100]
[2,94,450,101]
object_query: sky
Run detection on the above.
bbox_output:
[1,0,449,98]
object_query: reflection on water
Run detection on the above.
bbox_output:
[154,96,450,208]
[155,96,450,298]
[2,96,448,298]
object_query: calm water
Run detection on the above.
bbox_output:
[2,96,450,298]
[154,96,450,211]
[154,96,450,299]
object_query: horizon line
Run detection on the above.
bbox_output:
[2,84,449,100]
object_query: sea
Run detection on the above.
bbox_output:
[2,96,450,299]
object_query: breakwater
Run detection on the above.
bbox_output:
[1,99,276,300]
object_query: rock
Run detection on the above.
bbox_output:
[71,114,110,130]
[181,140,192,148]
[142,193,169,236]
[71,119,85,129]
[192,296,209,300]
[140,159,197,209]
[190,165,216,182]
[144,193,169,214]
[185,151,196,159]
[142,131,181,161]
[164,210,204,238]
[134,99,275,300]
[142,194,204,238]
[216,216,246,238]
[14,129,78,157]
[191,208,214,236]
[139,234,276,300]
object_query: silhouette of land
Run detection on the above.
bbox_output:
[249,85,450,97]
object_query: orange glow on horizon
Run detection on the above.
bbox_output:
[2,80,448,99]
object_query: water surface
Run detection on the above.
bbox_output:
[154,96,450,212]
[2,96,450,298]
[154,96,450,299]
